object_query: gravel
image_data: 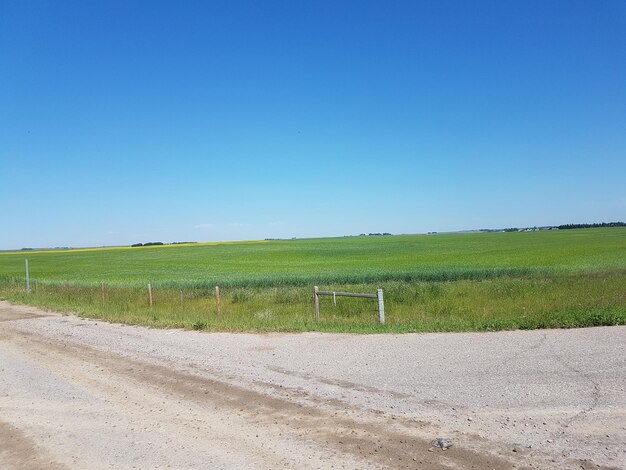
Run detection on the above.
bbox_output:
[1,301,624,469]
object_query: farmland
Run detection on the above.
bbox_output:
[0,228,625,332]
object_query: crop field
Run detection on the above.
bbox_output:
[0,228,625,332]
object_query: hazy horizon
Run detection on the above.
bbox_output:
[4,221,625,252]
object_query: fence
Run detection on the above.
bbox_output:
[1,273,387,325]
[313,286,384,324]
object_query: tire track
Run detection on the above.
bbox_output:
[3,327,522,469]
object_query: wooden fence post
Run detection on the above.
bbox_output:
[377,288,385,324]
[148,283,153,307]
[215,286,221,315]
[25,259,31,294]
[313,286,319,322]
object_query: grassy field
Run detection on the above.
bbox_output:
[0,228,625,332]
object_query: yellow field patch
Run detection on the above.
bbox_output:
[0,240,269,256]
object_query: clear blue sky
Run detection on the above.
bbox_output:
[1,1,625,248]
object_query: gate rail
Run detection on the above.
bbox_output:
[312,286,385,324]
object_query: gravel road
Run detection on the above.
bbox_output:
[0,301,624,469]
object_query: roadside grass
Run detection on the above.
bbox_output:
[0,229,624,333]
[1,270,624,333]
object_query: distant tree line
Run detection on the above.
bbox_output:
[131,242,164,247]
[557,222,625,230]
[487,222,625,233]
[131,241,197,247]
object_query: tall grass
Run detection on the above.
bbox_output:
[1,270,624,333]
[1,229,625,332]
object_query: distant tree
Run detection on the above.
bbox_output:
[557,222,625,230]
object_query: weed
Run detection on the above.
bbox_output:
[192,320,207,330]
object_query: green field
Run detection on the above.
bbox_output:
[1,228,625,332]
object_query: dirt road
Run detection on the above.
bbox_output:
[0,301,624,469]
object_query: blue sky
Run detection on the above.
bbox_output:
[1,1,625,248]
